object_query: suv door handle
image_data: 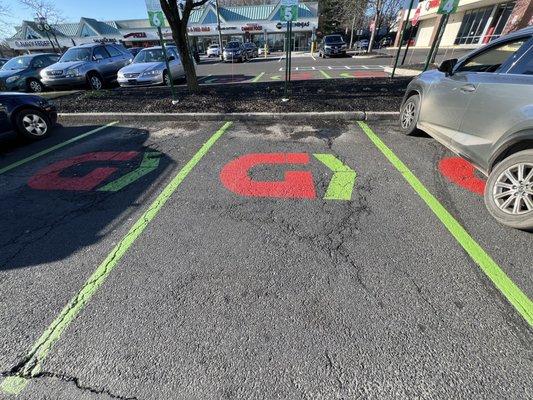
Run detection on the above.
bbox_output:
[460,84,477,93]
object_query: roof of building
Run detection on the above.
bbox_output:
[10,1,318,40]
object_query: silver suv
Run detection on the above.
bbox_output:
[400,27,533,230]
[41,43,131,90]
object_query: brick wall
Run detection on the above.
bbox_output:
[503,0,533,34]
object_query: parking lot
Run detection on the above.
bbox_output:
[194,54,391,85]
[0,117,531,399]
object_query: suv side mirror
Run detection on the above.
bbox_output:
[438,58,458,76]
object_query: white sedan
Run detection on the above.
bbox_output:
[206,44,221,58]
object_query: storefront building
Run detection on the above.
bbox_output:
[7,2,318,54]
[395,0,532,48]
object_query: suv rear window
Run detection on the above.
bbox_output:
[325,36,344,44]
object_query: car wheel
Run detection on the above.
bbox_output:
[399,94,421,135]
[15,109,51,140]
[88,73,104,90]
[27,79,44,93]
[484,150,533,231]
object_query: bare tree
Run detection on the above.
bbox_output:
[0,3,13,39]
[19,0,66,52]
[368,0,401,52]
[159,0,211,94]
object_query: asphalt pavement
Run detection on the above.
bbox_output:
[0,118,531,399]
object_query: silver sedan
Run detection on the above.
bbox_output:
[117,46,185,87]
[400,27,533,230]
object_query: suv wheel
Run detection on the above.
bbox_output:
[15,109,50,140]
[27,79,43,93]
[399,94,421,135]
[484,149,533,231]
[88,73,104,90]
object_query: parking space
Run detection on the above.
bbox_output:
[195,55,390,85]
[1,118,531,399]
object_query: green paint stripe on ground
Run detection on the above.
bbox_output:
[357,121,533,327]
[314,154,357,201]
[0,121,233,395]
[98,151,161,192]
[251,72,265,83]
[0,122,119,175]
[319,70,332,79]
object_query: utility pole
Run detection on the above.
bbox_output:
[368,0,381,53]
[214,0,224,60]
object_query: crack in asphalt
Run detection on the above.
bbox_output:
[1,370,137,399]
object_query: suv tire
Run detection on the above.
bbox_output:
[484,149,533,231]
[399,94,421,135]
[87,73,104,90]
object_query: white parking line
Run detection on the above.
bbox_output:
[344,66,350,69]
[362,66,369,69]
[311,54,317,61]
[278,56,284,63]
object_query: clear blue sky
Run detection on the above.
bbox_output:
[4,0,150,34]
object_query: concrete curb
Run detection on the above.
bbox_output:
[58,111,399,123]
[383,66,420,77]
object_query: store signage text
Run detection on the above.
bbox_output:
[124,32,148,39]
[14,40,52,48]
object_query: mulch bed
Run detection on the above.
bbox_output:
[54,78,411,114]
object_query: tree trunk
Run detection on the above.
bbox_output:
[172,26,200,93]
[368,0,381,53]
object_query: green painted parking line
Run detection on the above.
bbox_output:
[314,154,357,201]
[98,151,161,192]
[251,72,265,83]
[357,121,533,327]
[0,121,233,396]
[0,122,119,176]
[319,70,332,79]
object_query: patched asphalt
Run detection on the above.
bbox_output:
[0,119,531,400]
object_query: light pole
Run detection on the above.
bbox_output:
[214,0,224,60]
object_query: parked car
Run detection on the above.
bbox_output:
[319,35,348,58]
[40,43,131,90]
[0,58,9,68]
[128,47,144,58]
[380,37,393,47]
[243,42,258,59]
[0,93,57,140]
[206,44,221,58]
[117,46,185,87]
[355,39,370,51]
[0,54,60,93]
[223,41,247,63]
[399,27,533,230]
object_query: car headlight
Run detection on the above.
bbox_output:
[342,44,347,49]
[6,75,20,84]
[141,69,163,77]
[324,46,331,50]
[118,71,125,78]
[65,68,81,78]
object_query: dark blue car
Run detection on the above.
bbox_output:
[0,93,57,140]
[0,54,60,93]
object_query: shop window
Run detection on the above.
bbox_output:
[454,2,515,46]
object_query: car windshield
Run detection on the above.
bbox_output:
[325,36,344,44]
[60,48,92,62]
[2,56,32,70]
[226,42,240,49]
[133,49,166,63]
